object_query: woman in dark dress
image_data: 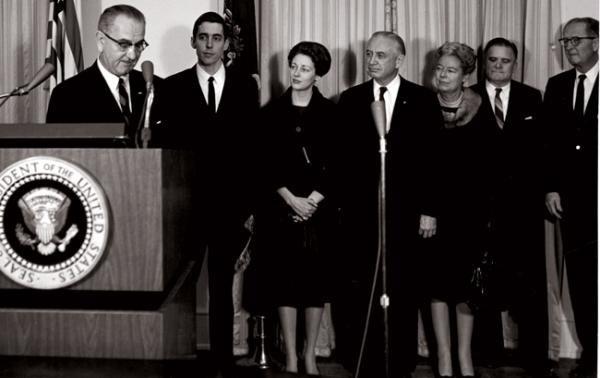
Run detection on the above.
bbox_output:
[252,41,336,375]
[429,42,495,378]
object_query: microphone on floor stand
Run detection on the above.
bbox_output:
[355,100,390,378]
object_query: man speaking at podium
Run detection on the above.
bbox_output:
[46,4,154,142]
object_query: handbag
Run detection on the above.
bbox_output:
[466,250,496,312]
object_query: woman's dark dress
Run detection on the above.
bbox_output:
[249,87,337,309]
[428,96,495,303]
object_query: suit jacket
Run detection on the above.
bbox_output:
[543,68,598,252]
[46,61,155,142]
[336,76,443,283]
[157,65,259,227]
[337,77,442,233]
[472,80,544,213]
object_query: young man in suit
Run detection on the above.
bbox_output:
[544,17,598,378]
[158,11,259,377]
[472,37,551,378]
[334,31,442,378]
[46,5,155,144]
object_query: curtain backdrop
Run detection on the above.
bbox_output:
[258,0,563,103]
[0,0,49,123]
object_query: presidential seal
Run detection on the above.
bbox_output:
[0,156,110,289]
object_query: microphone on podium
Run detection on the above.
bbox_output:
[139,60,155,148]
[142,60,154,90]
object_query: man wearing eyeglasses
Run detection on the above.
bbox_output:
[543,17,598,378]
[47,4,156,145]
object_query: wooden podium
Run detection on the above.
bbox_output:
[0,140,199,359]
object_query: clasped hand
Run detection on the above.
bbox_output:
[289,196,318,223]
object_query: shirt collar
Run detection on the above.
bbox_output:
[373,75,401,98]
[196,62,226,84]
[485,79,511,93]
[97,60,128,91]
[576,61,599,81]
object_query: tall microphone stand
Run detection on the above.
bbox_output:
[356,102,390,378]
[377,129,390,378]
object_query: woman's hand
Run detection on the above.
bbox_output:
[277,187,318,222]
[288,196,318,221]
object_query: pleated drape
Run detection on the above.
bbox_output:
[0,0,49,123]
[259,0,385,103]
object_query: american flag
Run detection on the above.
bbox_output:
[45,0,84,88]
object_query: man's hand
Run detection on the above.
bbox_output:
[545,192,563,219]
[419,215,437,238]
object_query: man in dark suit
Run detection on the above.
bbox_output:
[334,31,442,378]
[157,12,259,377]
[472,38,550,378]
[544,17,598,378]
[46,5,155,146]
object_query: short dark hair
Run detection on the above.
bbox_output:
[192,12,228,39]
[98,4,145,32]
[287,41,332,77]
[370,31,406,55]
[484,37,518,59]
[564,17,599,37]
[436,42,477,75]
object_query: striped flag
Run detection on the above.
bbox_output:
[45,0,84,89]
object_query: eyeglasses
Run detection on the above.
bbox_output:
[558,36,597,47]
[100,31,148,52]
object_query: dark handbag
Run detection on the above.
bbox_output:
[466,251,495,312]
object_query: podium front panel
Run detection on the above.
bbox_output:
[0,149,195,292]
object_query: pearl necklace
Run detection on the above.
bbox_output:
[438,91,464,108]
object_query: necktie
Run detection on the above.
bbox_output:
[118,78,131,129]
[494,87,504,129]
[379,87,388,132]
[208,76,216,114]
[574,74,586,119]
[379,86,387,101]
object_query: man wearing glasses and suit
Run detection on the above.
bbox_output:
[543,17,598,378]
[46,4,156,144]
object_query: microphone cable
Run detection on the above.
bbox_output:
[354,222,385,378]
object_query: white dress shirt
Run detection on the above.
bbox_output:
[485,80,511,119]
[196,63,226,111]
[573,61,599,112]
[97,60,131,112]
[373,75,401,133]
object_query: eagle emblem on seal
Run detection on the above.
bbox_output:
[15,188,79,256]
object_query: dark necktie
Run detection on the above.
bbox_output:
[494,87,504,129]
[379,87,388,132]
[379,86,387,101]
[574,74,586,119]
[208,76,216,114]
[118,78,131,129]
